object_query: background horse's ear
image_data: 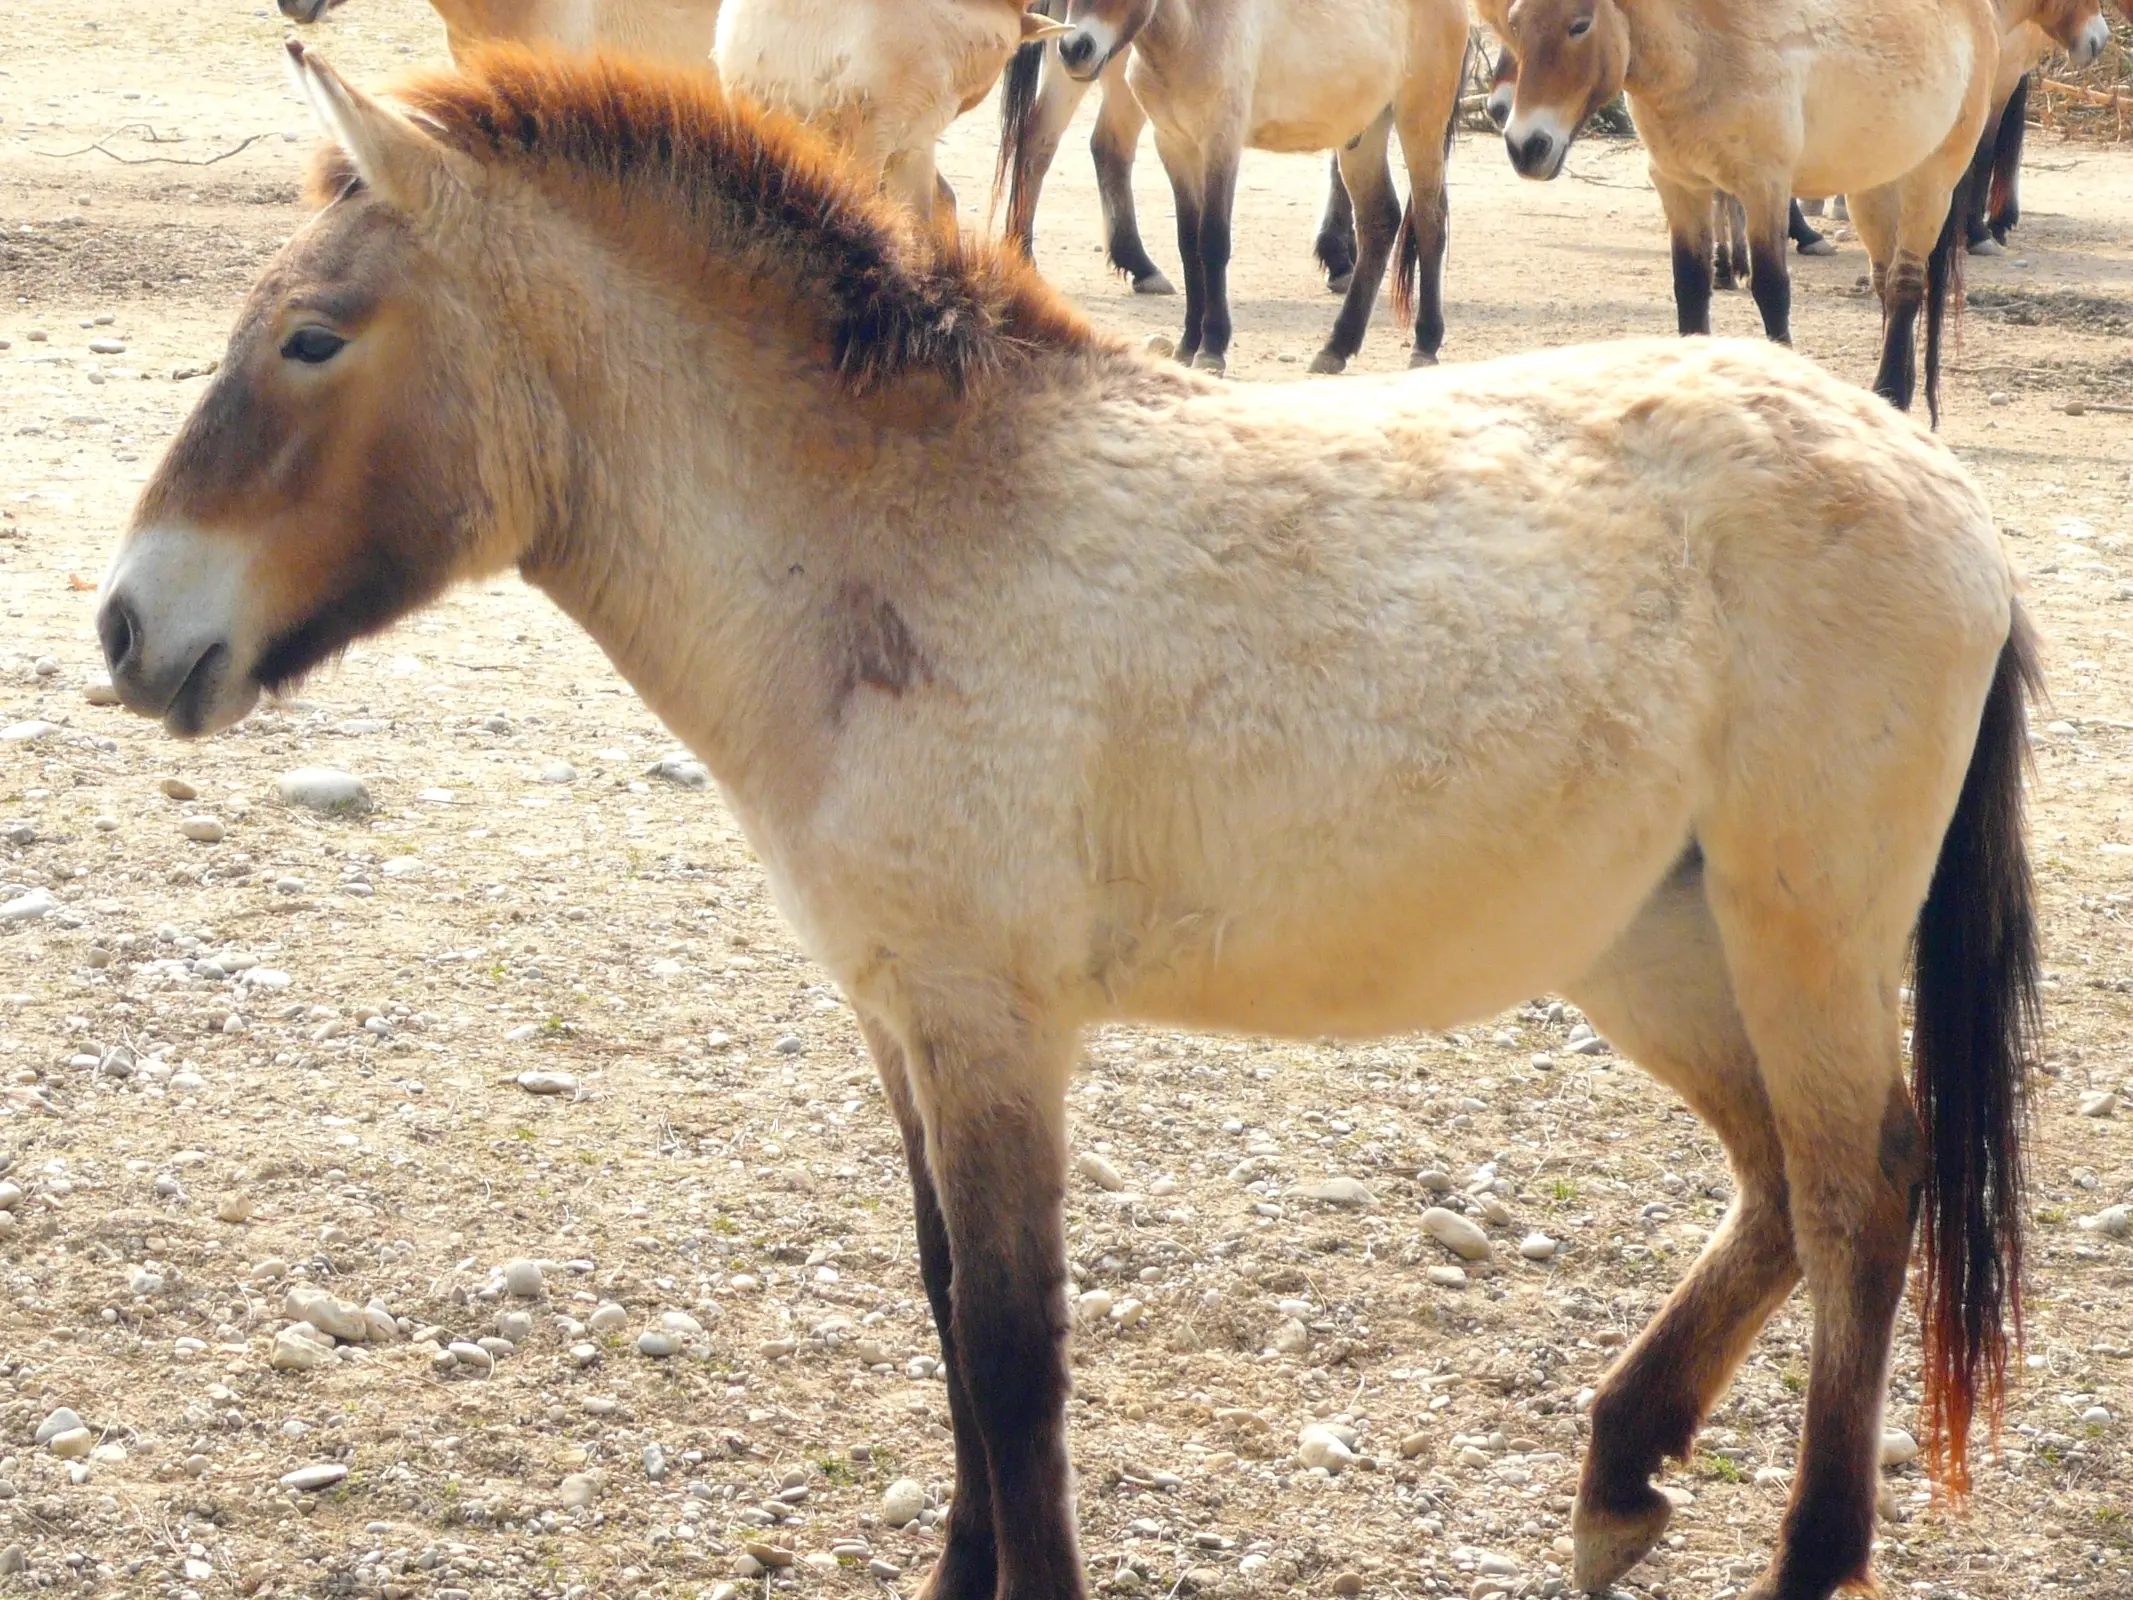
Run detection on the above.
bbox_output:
[1020,9,1073,40]
[284,40,467,214]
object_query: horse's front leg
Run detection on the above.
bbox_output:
[1189,135,1244,374]
[1736,183,1794,343]
[863,1020,1002,1600]
[903,1010,1084,1600]
[1091,59,1171,294]
[1153,127,1209,365]
[1651,170,1717,337]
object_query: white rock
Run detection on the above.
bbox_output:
[503,1258,545,1298]
[0,889,58,925]
[284,1285,368,1343]
[1880,1430,1919,1467]
[271,1327,336,1371]
[589,1302,628,1334]
[1290,1177,1377,1207]
[1519,1233,1559,1261]
[637,1329,683,1357]
[881,1478,927,1527]
[180,816,225,843]
[34,1408,84,1445]
[83,677,119,706]
[1271,1317,1312,1355]
[1426,1265,1468,1288]
[1077,1152,1125,1192]
[1076,1289,1114,1321]
[2090,1205,2130,1239]
[1420,1207,1492,1261]
[279,1462,348,1491]
[1297,1423,1355,1474]
[561,1471,602,1507]
[46,1428,94,1460]
[1111,1297,1147,1326]
[2078,1091,2117,1119]
[660,1310,704,1336]
[276,768,370,815]
[540,761,578,784]
[448,1341,494,1373]
[0,721,58,743]
[646,753,711,790]
[518,1070,579,1097]
[2081,1406,2114,1426]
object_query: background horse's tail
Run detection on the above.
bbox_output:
[1392,36,1470,328]
[1987,75,2030,236]
[993,0,1062,246]
[1922,178,1965,426]
[1910,601,2043,1495]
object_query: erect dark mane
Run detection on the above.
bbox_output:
[308,46,1102,392]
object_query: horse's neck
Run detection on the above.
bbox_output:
[1616,0,1700,103]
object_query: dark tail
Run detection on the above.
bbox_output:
[1392,37,1470,328]
[1922,174,1965,427]
[1910,602,2043,1496]
[1987,74,2030,238]
[994,3,1059,249]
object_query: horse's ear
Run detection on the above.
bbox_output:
[1020,9,1074,40]
[284,40,466,213]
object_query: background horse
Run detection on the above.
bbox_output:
[1964,0,2112,253]
[278,0,724,64]
[1004,0,1470,374]
[101,45,2039,1600]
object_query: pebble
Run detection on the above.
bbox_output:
[158,776,198,800]
[1427,1265,1468,1288]
[1,721,58,742]
[1297,1422,1355,1474]
[448,1341,494,1373]
[589,1302,628,1334]
[1420,1207,1492,1261]
[34,1408,84,1445]
[1076,1288,1114,1321]
[180,816,226,843]
[279,1462,349,1492]
[646,753,712,790]
[2090,1205,2130,1239]
[496,1310,534,1343]
[271,1327,336,1371]
[560,1472,601,1508]
[517,1070,578,1096]
[0,1547,22,1576]
[1519,1233,1559,1261]
[0,888,58,924]
[1880,1429,1919,1467]
[881,1478,926,1527]
[503,1258,545,1298]
[285,1285,369,1343]
[2077,1091,2117,1119]
[869,1560,903,1581]
[276,768,371,815]
[1291,1177,1377,1207]
[89,338,125,355]
[637,1330,683,1358]
[1272,1317,1311,1354]
[1077,1152,1125,1191]
[45,1428,94,1460]
[1330,1573,1364,1597]
[539,761,577,783]
[2082,1405,2113,1426]
[216,1193,256,1224]
[643,1442,669,1480]
[83,677,119,706]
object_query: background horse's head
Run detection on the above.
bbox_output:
[1056,0,1156,81]
[98,47,528,738]
[279,0,350,23]
[1500,0,1629,180]
[2030,0,2113,65]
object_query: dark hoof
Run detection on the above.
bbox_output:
[1191,351,1227,376]
[1714,270,1739,292]
[1407,349,1438,369]
[1132,272,1177,297]
[1325,271,1355,295]
[1306,349,1347,375]
[1967,237,2005,258]
[1572,1484,1674,1593]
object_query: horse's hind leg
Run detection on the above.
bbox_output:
[898,1012,1085,1600]
[1652,170,1718,336]
[863,1021,1002,1600]
[1169,128,1242,374]
[1695,838,1926,1600]
[1390,0,1465,365]
[1309,112,1400,375]
[1154,129,1210,366]
[1092,59,1173,294]
[1737,183,1794,343]
[1316,152,1359,293]
[1563,854,1800,1594]
[1714,194,1744,291]
[1987,75,2030,247]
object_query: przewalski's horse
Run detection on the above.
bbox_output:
[105,45,2041,1600]
[1004,0,1471,374]
[277,0,724,66]
[1497,0,2008,420]
[717,0,1071,229]
[1964,1,2111,254]
[997,1,1360,299]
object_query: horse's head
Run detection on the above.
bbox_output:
[1057,0,1156,82]
[2031,0,2112,65]
[1500,0,1629,180]
[99,47,529,738]
[279,0,349,23]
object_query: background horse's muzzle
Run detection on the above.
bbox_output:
[1058,31,1106,80]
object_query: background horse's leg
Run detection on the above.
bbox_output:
[1153,127,1210,365]
[1185,134,1243,373]
[1696,854,1921,1600]
[1787,198,1833,256]
[1986,74,2030,247]
[1651,170,1718,336]
[1564,858,1800,1594]
[864,1023,1001,1600]
[905,1019,1083,1600]
[1390,4,1465,366]
[1309,111,1400,374]
[1003,34,1094,261]
[1091,59,1173,295]
[1737,183,1794,343]
[1315,152,1359,293]
[1714,194,1745,291]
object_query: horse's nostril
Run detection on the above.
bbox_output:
[98,594,138,675]
[1060,35,1094,68]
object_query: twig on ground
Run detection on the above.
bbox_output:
[36,124,271,166]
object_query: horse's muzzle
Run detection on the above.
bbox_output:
[1507,129,1564,181]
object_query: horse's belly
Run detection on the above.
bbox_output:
[1243,17,1400,149]
[1793,50,1972,193]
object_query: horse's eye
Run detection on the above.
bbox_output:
[1568,14,1593,36]
[280,326,347,364]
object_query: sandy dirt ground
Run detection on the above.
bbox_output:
[3,4,2133,1599]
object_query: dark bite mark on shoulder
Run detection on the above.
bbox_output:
[832,581,931,716]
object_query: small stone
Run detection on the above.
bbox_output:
[503,1258,545,1298]
[637,1330,683,1357]
[84,677,119,706]
[89,338,126,354]
[1398,1431,1430,1459]
[646,753,712,790]
[571,1342,599,1366]
[1427,1265,1468,1288]
[1076,1288,1114,1321]
[643,1442,669,1480]
[2078,1091,2117,1119]
[1988,391,2011,406]
[0,888,58,924]
[284,1285,368,1343]
[448,1341,494,1373]
[1297,1422,1355,1474]
[1421,1206,1491,1261]
[589,1302,628,1334]
[276,768,371,815]
[1754,1465,1792,1488]
[869,1560,903,1581]
[271,1327,336,1371]
[882,1478,926,1527]
[216,1193,256,1224]
[1331,1573,1364,1597]
[0,1546,23,1575]
[2091,1205,2130,1239]
[1880,1429,1919,1467]
[539,761,577,784]
[46,1428,94,1460]
[496,1310,533,1343]
[34,1408,84,1445]
[1291,1177,1377,1207]
[2082,1405,2113,1426]
[158,776,198,800]
[180,816,226,843]
[1077,1152,1126,1191]
[561,1471,601,1508]
[279,1462,349,1492]
[517,1070,578,1097]
[746,1543,796,1569]
[1519,1233,1559,1261]
[1272,1317,1311,1355]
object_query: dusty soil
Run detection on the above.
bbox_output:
[4,5,2133,1599]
